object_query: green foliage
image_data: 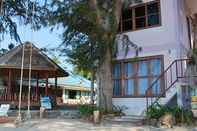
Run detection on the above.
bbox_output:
[73,67,91,80]
[78,104,103,117]
[51,55,61,65]
[171,107,194,125]
[0,0,49,43]
[146,102,194,125]
[78,104,129,117]
[0,48,8,56]
[146,102,167,120]
[188,48,197,65]
[47,0,121,74]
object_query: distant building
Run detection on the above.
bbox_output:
[41,75,92,105]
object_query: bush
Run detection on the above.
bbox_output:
[146,102,194,125]
[78,104,128,118]
[78,104,102,117]
[146,102,167,120]
[165,106,194,125]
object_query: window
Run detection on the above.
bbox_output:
[112,55,164,97]
[122,9,133,31]
[135,6,146,29]
[112,63,122,96]
[124,63,135,96]
[118,0,161,32]
[68,90,77,99]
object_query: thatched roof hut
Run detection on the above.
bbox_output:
[0,42,69,104]
[0,42,68,78]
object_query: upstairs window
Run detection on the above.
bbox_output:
[122,9,133,31]
[118,0,161,32]
[135,6,146,29]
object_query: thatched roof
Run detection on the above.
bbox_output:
[0,42,68,78]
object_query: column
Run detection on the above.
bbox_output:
[36,77,39,101]
[45,73,48,96]
[55,74,57,105]
[7,69,11,101]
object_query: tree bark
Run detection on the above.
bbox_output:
[90,70,95,104]
[192,15,197,49]
[97,47,112,111]
[88,0,123,111]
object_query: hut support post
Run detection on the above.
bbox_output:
[36,77,39,101]
[7,69,12,101]
[55,74,57,105]
[45,74,48,96]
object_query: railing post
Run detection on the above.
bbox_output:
[180,60,183,77]
[176,60,178,78]
[145,91,149,112]
[170,67,172,84]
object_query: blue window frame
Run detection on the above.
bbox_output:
[112,64,122,96]
[112,56,163,97]
[138,78,148,95]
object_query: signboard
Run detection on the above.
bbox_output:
[40,97,52,109]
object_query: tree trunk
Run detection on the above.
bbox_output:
[192,15,197,49]
[90,70,95,104]
[97,47,112,111]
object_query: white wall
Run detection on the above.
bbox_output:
[117,0,181,60]
[177,0,191,57]
[113,0,190,116]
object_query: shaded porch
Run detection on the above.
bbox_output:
[0,42,69,109]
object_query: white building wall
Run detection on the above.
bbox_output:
[113,0,190,116]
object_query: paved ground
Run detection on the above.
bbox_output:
[0,119,196,131]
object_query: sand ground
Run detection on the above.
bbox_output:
[0,119,196,131]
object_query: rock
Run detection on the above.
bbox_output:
[159,113,175,128]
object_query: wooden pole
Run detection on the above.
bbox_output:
[4,70,7,101]
[36,76,39,101]
[55,73,57,105]
[8,69,11,101]
[45,74,48,96]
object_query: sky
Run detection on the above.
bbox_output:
[1,25,73,71]
[1,25,61,49]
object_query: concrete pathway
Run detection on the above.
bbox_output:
[0,119,196,131]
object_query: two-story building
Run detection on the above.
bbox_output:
[112,0,197,116]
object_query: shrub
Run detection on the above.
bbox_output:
[146,102,167,120]
[78,104,102,117]
[78,104,128,118]
[169,106,194,125]
[146,103,194,125]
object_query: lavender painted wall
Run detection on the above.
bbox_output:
[113,0,190,116]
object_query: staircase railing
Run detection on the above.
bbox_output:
[145,58,194,109]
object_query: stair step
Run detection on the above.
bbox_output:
[104,115,144,123]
